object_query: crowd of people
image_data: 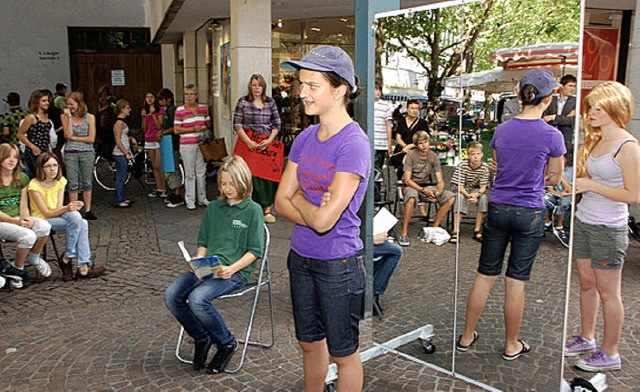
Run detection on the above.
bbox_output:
[1,44,637,387]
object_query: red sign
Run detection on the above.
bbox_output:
[233,129,284,182]
[581,27,620,105]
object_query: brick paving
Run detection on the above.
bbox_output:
[1,177,638,391]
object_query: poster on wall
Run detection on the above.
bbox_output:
[221,42,231,120]
[580,27,620,104]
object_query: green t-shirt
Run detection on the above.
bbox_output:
[1,108,29,145]
[197,197,264,280]
[0,172,29,218]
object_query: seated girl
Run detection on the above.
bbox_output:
[164,156,264,374]
[28,152,105,281]
[0,143,51,289]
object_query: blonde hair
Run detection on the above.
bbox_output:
[576,81,634,178]
[66,91,88,118]
[466,141,483,153]
[412,130,430,145]
[0,143,24,187]
[218,155,253,201]
[115,99,130,115]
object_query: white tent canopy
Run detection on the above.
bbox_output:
[443,64,578,93]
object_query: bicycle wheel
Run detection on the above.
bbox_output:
[629,215,640,242]
[93,155,131,191]
[165,162,185,190]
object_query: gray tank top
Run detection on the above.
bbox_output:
[576,137,637,227]
[65,115,95,153]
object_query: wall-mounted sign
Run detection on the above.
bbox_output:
[111,69,125,86]
[38,51,60,63]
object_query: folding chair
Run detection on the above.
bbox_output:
[44,230,65,273]
[174,224,275,373]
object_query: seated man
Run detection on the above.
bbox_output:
[451,141,490,243]
[398,131,455,246]
[372,231,402,317]
[544,156,573,247]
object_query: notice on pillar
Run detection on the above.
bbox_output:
[111,70,125,86]
[38,51,61,63]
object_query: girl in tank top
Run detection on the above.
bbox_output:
[566,81,640,372]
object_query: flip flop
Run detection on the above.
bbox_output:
[449,232,458,244]
[456,331,479,352]
[502,339,531,361]
[473,230,483,242]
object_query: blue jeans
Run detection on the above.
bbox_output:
[114,155,128,204]
[164,271,246,345]
[288,249,365,357]
[478,203,545,281]
[373,241,402,296]
[47,211,91,267]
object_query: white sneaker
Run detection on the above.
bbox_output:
[0,275,5,289]
[10,279,23,289]
[198,199,210,207]
[33,259,52,278]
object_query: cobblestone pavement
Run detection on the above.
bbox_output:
[1,178,638,391]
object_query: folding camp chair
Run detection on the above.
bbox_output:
[174,224,275,373]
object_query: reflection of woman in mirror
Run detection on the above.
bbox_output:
[275,46,369,391]
[391,99,430,177]
[566,82,639,372]
[457,69,565,360]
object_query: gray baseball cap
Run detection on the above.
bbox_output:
[281,46,356,93]
[520,68,560,98]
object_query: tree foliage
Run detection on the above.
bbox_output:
[379,0,580,124]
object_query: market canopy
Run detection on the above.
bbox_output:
[491,42,579,70]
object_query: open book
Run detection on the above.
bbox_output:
[178,241,221,280]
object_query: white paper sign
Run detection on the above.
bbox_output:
[111,70,125,86]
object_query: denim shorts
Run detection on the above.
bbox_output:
[478,203,545,281]
[573,218,627,270]
[287,249,365,357]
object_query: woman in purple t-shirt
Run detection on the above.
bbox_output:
[275,46,370,391]
[457,69,566,361]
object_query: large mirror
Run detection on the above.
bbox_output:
[452,0,581,390]
[372,0,582,389]
[371,0,468,375]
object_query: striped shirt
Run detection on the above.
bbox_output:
[233,97,281,136]
[174,105,210,144]
[373,99,393,150]
[450,161,490,191]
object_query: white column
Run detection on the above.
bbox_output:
[229,0,272,146]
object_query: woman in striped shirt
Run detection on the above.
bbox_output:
[174,84,211,210]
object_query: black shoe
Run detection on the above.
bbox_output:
[554,227,570,248]
[0,259,28,281]
[373,295,385,317]
[84,211,98,220]
[192,338,213,371]
[206,340,238,374]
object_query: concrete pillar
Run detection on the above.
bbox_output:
[182,31,198,93]
[228,0,272,147]
[161,44,176,94]
[354,0,400,319]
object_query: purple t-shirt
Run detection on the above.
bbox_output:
[289,122,371,259]
[490,118,566,208]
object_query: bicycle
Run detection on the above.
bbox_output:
[629,214,640,243]
[93,142,184,191]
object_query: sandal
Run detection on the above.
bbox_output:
[115,202,132,208]
[59,254,74,282]
[473,230,483,242]
[456,331,479,352]
[502,339,531,361]
[449,232,458,243]
[75,265,106,280]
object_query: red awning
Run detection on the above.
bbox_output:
[490,42,579,70]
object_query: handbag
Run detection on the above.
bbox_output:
[199,138,228,162]
[389,117,420,167]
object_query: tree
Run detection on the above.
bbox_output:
[379,0,580,126]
